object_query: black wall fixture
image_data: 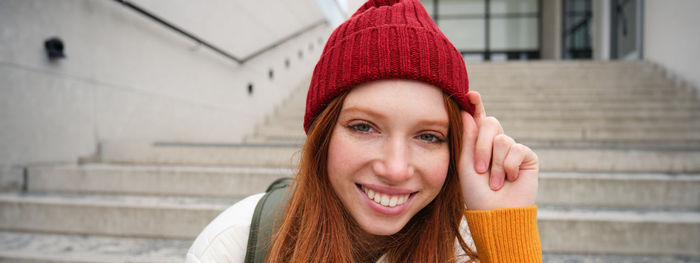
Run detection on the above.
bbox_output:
[44,37,65,60]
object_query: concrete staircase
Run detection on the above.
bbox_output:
[1,61,699,262]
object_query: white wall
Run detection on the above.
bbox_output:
[0,0,330,187]
[135,0,325,58]
[644,0,700,89]
[347,0,366,15]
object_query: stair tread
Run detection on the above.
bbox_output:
[48,163,295,174]
[542,253,700,263]
[538,206,700,223]
[0,192,237,209]
[0,231,187,262]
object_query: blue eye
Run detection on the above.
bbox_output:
[418,133,445,143]
[349,123,372,133]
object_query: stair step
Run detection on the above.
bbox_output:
[542,253,700,263]
[260,123,700,137]
[500,118,700,126]
[246,135,700,148]
[0,193,233,239]
[100,141,301,167]
[260,120,700,136]
[28,165,699,210]
[27,164,292,197]
[272,102,700,116]
[266,111,700,127]
[244,135,306,145]
[475,83,684,91]
[510,130,700,141]
[535,147,700,173]
[101,141,700,172]
[538,173,700,209]
[0,231,187,263]
[473,80,675,88]
[517,138,700,148]
[249,134,700,149]
[255,126,700,141]
[2,233,697,263]
[481,93,693,101]
[274,114,700,125]
[538,206,700,257]
[472,76,669,84]
[275,110,700,121]
[485,103,700,111]
[3,197,696,256]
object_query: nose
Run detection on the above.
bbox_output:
[373,137,414,183]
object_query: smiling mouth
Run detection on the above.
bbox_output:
[358,184,416,207]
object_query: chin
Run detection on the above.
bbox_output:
[357,217,408,236]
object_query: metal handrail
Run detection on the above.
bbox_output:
[113,0,326,64]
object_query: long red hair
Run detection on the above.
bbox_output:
[266,91,477,262]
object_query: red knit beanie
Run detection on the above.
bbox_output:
[303,0,472,132]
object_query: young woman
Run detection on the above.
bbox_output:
[187,0,541,262]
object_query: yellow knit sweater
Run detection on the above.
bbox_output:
[465,205,542,262]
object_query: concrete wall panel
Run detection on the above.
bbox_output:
[134,0,324,58]
[0,0,330,175]
[644,0,700,89]
[0,66,96,165]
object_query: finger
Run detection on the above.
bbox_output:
[474,116,504,174]
[467,91,486,124]
[503,143,528,182]
[490,134,514,190]
[459,110,478,171]
[519,143,539,172]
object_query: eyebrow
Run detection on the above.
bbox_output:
[340,106,449,129]
[340,106,388,120]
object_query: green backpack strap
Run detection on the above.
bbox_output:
[244,177,293,263]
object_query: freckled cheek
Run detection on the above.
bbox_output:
[327,133,375,180]
[415,151,450,189]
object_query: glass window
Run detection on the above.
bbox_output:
[563,0,592,59]
[417,0,541,60]
[438,0,485,17]
[439,19,486,50]
[489,0,538,15]
[489,17,539,50]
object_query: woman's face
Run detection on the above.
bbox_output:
[327,79,450,236]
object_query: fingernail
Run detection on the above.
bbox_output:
[476,161,486,173]
[490,175,502,190]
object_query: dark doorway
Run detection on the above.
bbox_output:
[611,0,644,59]
[562,0,592,59]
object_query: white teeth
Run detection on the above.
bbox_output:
[361,186,411,208]
[380,194,390,206]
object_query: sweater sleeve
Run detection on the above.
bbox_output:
[464,205,542,263]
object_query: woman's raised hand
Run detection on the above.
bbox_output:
[458,91,539,211]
